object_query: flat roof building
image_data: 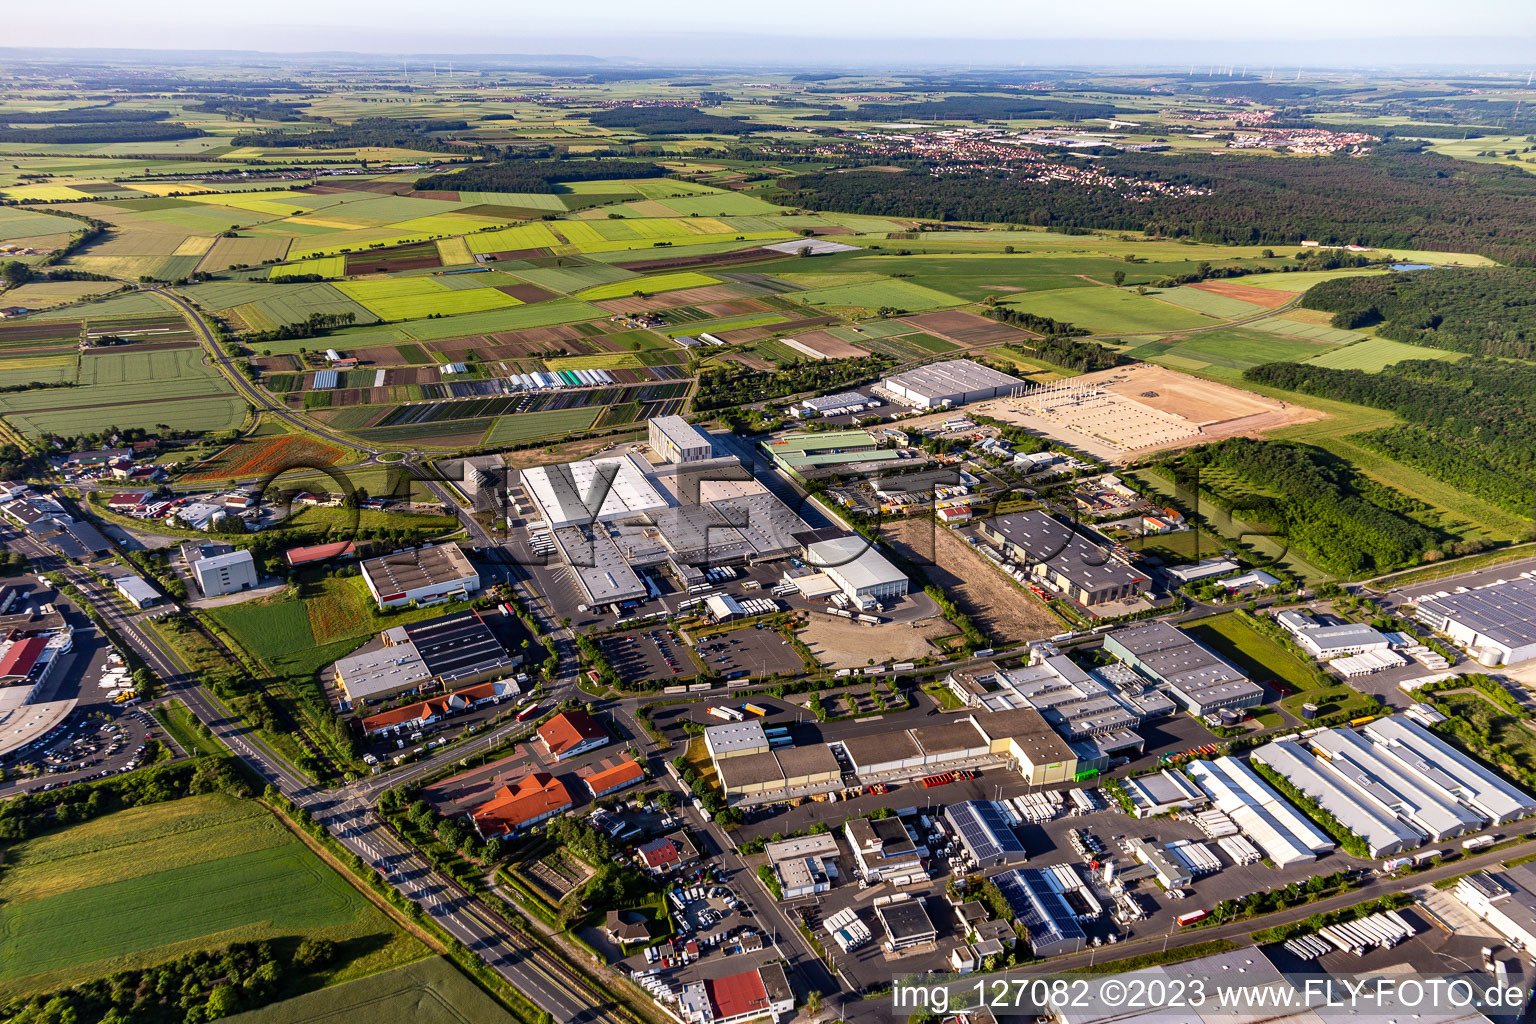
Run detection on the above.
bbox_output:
[977,512,1150,607]
[1363,714,1536,825]
[360,543,478,609]
[189,548,257,599]
[648,415,713,465]
[969,707,1080,786]
[1293,622,1392,659]
[993,867,1087,958]
[1103,620,1264,715]
[804,535,908,607]
[334,608,526,704]
[1250,739,1423,857]
[114,574,161,610]
[521,454,669,530]
[1187,756,1335,868]
[945,800,1028,867]
[705,720,770,761]
[880,359,1024,409]
[1309,726,1482,840]
[875,896,938,951]
[846,816,926,886]
[765,833,841,898]
[1415,576,1536,667]
[1123,769,1209,818]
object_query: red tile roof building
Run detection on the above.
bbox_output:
[584,758,645,799]
[285,540,357,567]
[536,710,610,761]
[359,679,518,736]
[471,773,572,837]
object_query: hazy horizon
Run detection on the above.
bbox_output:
[4,0,1535,69]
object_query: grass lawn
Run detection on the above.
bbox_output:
[152,698,229,757]
[576,271,721,302]
[999,286,1221,334]
[1302,336,1469,372]
[1180,611,1327,695]
[1126,328,1332,379]
[224,956,513,1024]
[0,794,421,996]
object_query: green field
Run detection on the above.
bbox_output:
[224,956,514,1024]
[1001,286,1222,334]
[484,407,603,443]
[1302,337,1469,372]
[576,271,721,301]
[0,794,419,995]
[183,281,377,330]
[335,276,522,321]
[1181,612,1324,695]
[791,277,963,313]
[1126,328,1335,378]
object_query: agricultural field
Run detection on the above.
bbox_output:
[179,435,350,483]
[0,793,421,996]
[1301,337,1469,372]
[1125,328,1339,379]
[335,276,522,321]
[224,957,514,1024]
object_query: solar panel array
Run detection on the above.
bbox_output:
[946,800,1027,863]
[994,868,1086,954]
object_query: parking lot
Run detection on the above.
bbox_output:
[602,626,697,685]
[693,623,806,680]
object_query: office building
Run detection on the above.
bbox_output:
[189,548,257,599]
[648,416,714,464]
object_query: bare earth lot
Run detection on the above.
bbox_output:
[798,614,955,670]
[882,519,1062,644]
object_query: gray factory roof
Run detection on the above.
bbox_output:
[910,720,989,756]
[334,643,430,701]
[521,454,669,529]
[772,744,840,779]
[551,525,648,605]
[704,720,769,757]
[970,707,1077,767]
[805,536,907,591]
[883,359,1023,399]
[800,390,872,412]
[842,729,920,770]
[1107,620,1249,692]
[649,415,712,454]
[982,511,1148,594]
[1417,576,1536,651]
[361,543,476,598]
[1250,739,1423,856]
[1364,714,1536,823]
[876,898,937,943]
[715,750,786,789]
[1309,727,1482,837]
[1299,622,1389,652]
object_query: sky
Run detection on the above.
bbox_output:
[6,0,1535,64]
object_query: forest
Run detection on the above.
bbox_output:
[414,158,668,193]
[1244,358,1536,517]
[772,145,1536,263]
[230,118,481,155]
[694,353,895,410]
[587,106,768,134]
[0,122,205,144]
[0,106,171,124]
[1298,267,1536,358]
[808,96,1118,121]
[1166,437,1439,575]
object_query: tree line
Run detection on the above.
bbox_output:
[1299,267,1536,358]
[414,158,668,194]
[1244,357,1536,518]
[0,122,205,144]
[770,144,1536,264]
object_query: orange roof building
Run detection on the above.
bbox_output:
[585,758,645,799]
[359,678,519,735]
[285,540,357,567]
[537,709,610,761]
[471,772,572,836]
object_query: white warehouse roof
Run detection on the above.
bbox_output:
[1364,714,1536,825]
[805,536,907,592]
[1250,739,1423,857]
[1187,756,1335,868]
[520,454,669,529]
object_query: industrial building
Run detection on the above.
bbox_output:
[879,359,1024,410]
[836,707,1077,787]
[1122,770,1209,818]
[1187,756,1335,868]
[648,415,714,465]
[189,548,257,598]
[760,430,903,482]
[522,450,817,608]
[1363,715,1536,824]
[1276,611,1392,659]
[765,833,842,898]
[992,867,1088,958]
[977,511,1151,607]
[585,758,645,799]
[677,964,794,1024]
[713,744,841,804]
[875,895,937,951]
[803,535,909,608]
[1249,739,1425,857]
[846,816,927,886]
[333,607,528,704]
[1102,620,1264,716]
[1309,727,1482,840]
[790,391,876,418]
[1414,576,1536,667]
[359,543,479,609]
[114,574,161,610]
[946,800,1029,867]
[704,720,770,761]
[1454,868,1536,954]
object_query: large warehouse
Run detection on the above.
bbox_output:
[1414,575,1536,667]
[522,450,819,608]
[880,359,1024,410]
[992,867,1087,958]
[976,511,1151,607]
[360,542,480,610]
[1364,714,1536,824]
[1187,756,1336,868]
[333,607,529,704]
[803,535,909,608]
[1102,620,1264,716]
[1250,739,1429,857]
[835,708,1078,787]
[648,415,714,465]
